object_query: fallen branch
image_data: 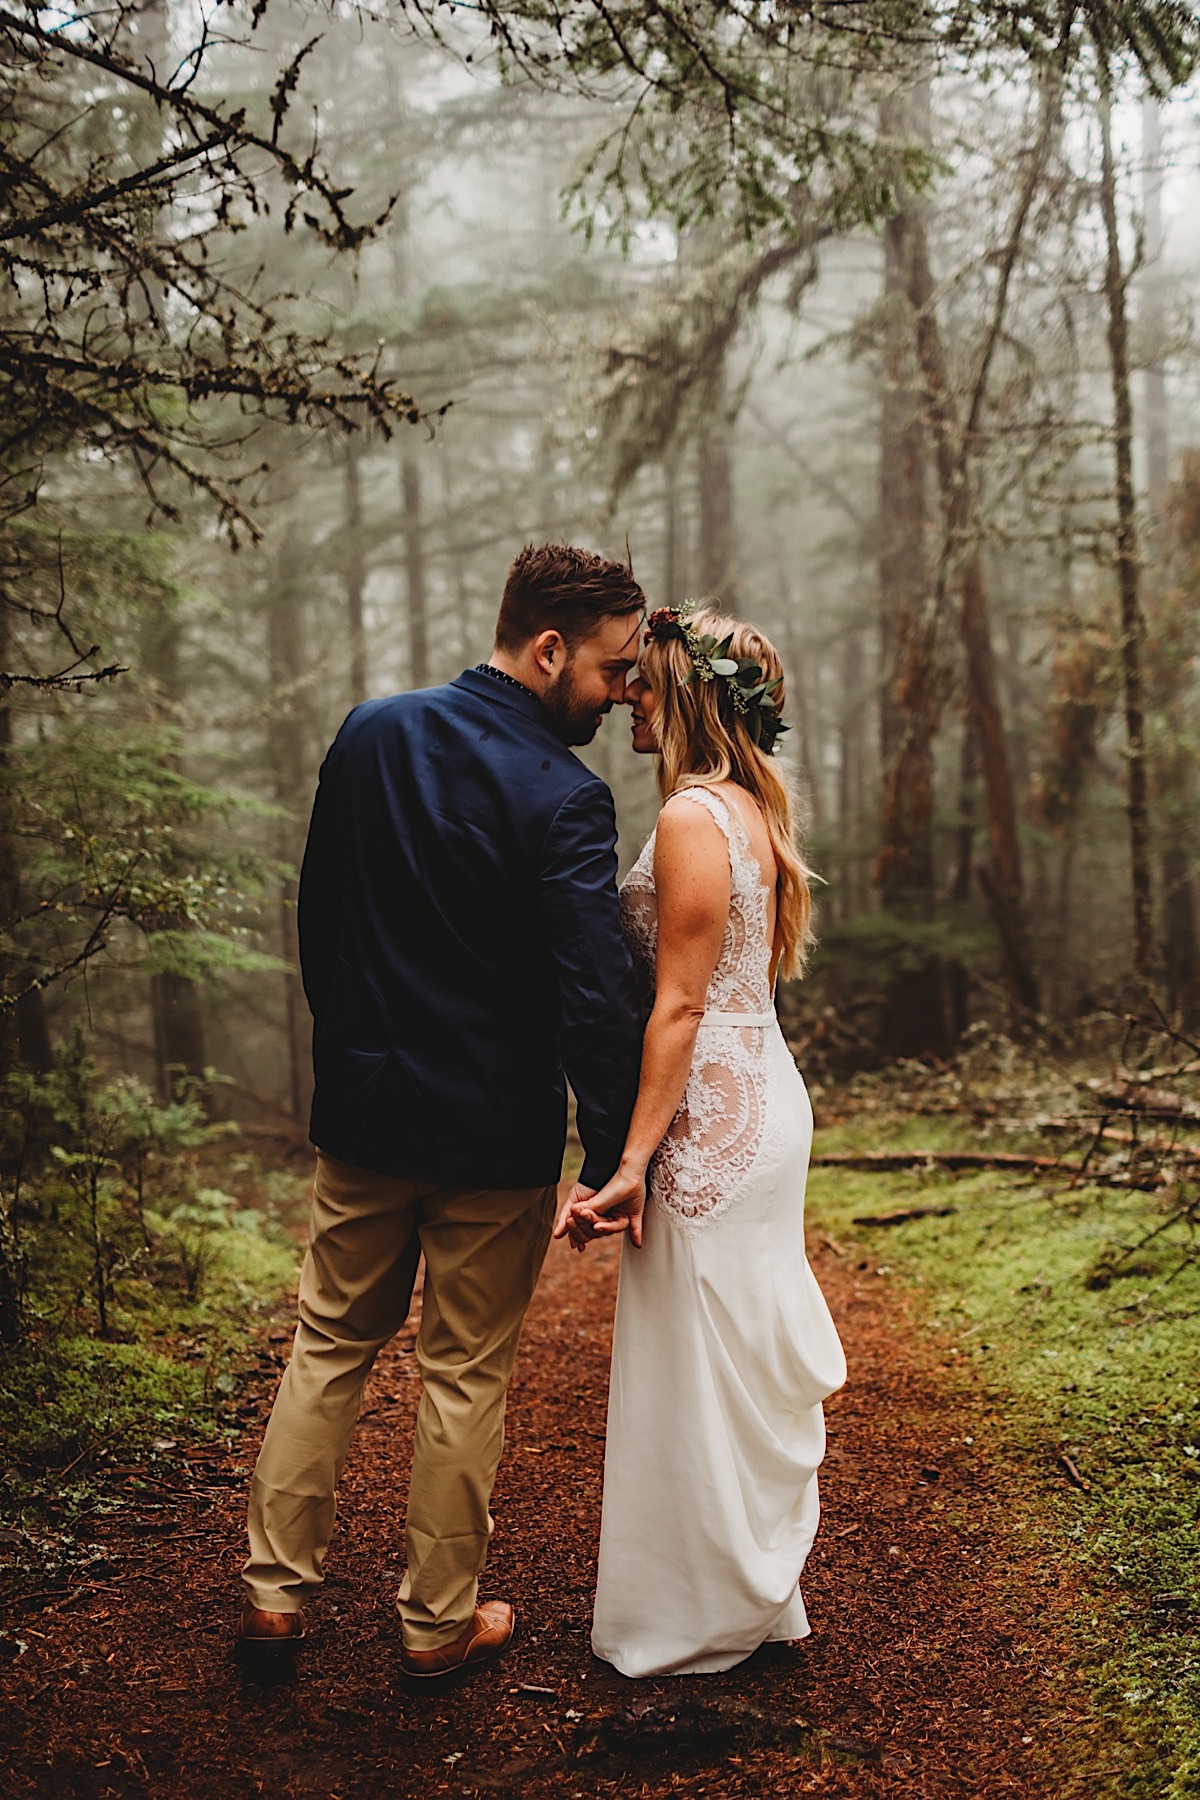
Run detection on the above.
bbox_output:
[1059,1453,1091,1493]
[813,1148,1196,1191]
[1035,1118,1200,1142]
[852,1204,957,1227]
[1086,1079,1200,1119]
[813,1150,1070,1174]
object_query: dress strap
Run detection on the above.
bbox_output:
[669,786,752,864]
[697,1009,776,1028]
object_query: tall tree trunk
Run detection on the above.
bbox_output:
[947,715,980,1038]
[1141,96,1171,508]
[16,985,52,1073]
[697,365,735,596]
[1099,89,1154,982]
[958,547,1040,1015]
[265,512,311,1123]
[143,605,209,1099]
[877,82,937,920]
[780,585,823,831]
[0,590,53,1072]
[1140,96,1196,1017]
[402,451,429,689]
[952,716,979,907]
[838,632,868,924]
[874,81,956,1056]
[901,60,1064,1027]
[121,0,208,1097]
[344,440,367,707]
[0,595,21,1078]
[662,450,681,608]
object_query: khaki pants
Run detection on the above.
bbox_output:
[243,1149,555,1648]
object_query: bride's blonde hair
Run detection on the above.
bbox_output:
[638,605,815,978]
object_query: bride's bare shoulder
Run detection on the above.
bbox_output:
[654,790,730,862]
[658,788,725,829]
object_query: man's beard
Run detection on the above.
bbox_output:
[542,659,610,745]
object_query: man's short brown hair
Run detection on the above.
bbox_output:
[494,543,645,652]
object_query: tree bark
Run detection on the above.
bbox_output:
[1099,89,1154,982]
[402,450,429,689]
[877,83,937,920]
[0,590,54,1073]
[1140,97,1196,1017]
[150,970,208,1098]
[1141,96,1171,508]
[951,715,979,907]
[900,63,1063,1027]
[697,363,735,596]
[143,604,209,1100]
[780,586,823,831]
[838,631,869,922]
[0,594,21,1077]
[873,81,957,1056]
[265,511,311,1123]
[344,439,367,706]
[662,450,681,608]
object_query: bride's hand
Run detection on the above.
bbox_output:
[572,1163,648,1249]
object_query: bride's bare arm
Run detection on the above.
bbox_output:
[553,796,729,1249]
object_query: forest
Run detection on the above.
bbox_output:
[3,2,1200,1796]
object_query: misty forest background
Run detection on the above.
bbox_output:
[4,8,1200,1780]
[9,1,1200,1123]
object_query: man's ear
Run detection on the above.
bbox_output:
[532,630,565,676]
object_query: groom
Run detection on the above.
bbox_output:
[237,543,645,1678]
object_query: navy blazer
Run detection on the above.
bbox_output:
[297,667,642,1191]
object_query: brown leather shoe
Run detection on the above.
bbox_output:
[400,1602,515,1680]
[235,1601,305,1655]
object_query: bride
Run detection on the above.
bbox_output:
[554,603,846,1679]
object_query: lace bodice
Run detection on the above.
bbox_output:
[619,786,779,1234]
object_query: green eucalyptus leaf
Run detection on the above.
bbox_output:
[710,657,739,677]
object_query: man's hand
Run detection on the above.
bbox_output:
[553,1180,602,1254]
[569,1164,647,1249]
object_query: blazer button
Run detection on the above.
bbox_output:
[541,759,551,772]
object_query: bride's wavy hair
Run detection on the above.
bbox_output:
[638,605,815,979]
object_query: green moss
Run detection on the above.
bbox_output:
[808,1120,1200,1800]
[0,1200,300,1523]
[0,1336,207,1470]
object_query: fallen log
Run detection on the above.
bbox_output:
[1085,1078,1200,1119]
[1034,1118,1200,1143]
[813,1150,1070,1175]
[812,1146,1188,1193]
[852,1203,957,1227]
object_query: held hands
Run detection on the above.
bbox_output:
[552,1164,648,1254]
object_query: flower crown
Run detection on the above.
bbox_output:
[643,604,789,756]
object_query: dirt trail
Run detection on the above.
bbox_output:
[2,1228,1092,1798]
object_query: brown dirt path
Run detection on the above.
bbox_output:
[1,1230,1091,1799]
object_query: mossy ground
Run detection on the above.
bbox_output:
[808,1105,1200,1800]
[0,1154,309,1530]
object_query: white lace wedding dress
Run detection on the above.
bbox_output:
[591,786,847,1678]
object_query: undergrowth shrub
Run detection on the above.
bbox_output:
[0,1336,207,1469]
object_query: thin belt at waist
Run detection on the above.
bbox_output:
[697,1009,776,1028]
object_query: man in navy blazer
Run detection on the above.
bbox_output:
[240,544,645,1678]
